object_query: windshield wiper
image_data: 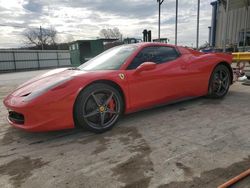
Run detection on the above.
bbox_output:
[68,67,80,70]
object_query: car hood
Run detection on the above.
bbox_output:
[11,68,85,97]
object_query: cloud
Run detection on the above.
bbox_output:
[23,0,43,13]
[48,0,158,19]
[0,0,213,48]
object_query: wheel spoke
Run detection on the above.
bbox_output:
[106,108,118,114]
[222,74,228,81]
[216,84,222,93]
[214,80,219,85]
[100,113,105,126]
[214,73,218,80]
[84,110,99,118]
[220,70,223,80]
[104,92,114,106]
[221,82,227,89]
[91,93,100,106]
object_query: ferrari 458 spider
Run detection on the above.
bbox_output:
[3,43,233,133]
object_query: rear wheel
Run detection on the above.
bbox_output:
[207,64,231,98]
[74,83,123,133]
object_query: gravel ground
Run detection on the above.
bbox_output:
[0,70,250,188]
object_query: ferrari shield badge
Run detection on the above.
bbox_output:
[119,73,125,80]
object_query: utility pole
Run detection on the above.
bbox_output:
[223,0,229,52]
[196,0,200,50]
[175,0,178,45]
[157,0,165,41]
[40,26,44,50]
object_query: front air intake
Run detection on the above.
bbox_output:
[8,111,24,125]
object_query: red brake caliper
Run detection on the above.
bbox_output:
[108,99,115,117]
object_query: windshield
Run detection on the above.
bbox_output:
[78,45,137,71]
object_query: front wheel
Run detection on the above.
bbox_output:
[74,83,123,133]
[207,64,231,98]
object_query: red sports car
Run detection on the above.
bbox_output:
[3,43,233,133]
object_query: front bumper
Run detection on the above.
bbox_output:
[3,94,75,132]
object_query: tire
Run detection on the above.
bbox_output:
[207,64,231,98]
[74,83,124,133]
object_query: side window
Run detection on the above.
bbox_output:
[127,46,179,70]
[155,46,179,63]
[127,47,156,70]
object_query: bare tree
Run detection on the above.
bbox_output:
[23,26,57,49]
[99,27,122,40]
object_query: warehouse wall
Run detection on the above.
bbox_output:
[215,4,250,48]
[0,50,71,72]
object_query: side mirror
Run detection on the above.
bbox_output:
[136,62,156,73]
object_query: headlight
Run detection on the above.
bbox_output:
[23,77,72,102]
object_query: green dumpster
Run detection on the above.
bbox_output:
[69,39,104,66]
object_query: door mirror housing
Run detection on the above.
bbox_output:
[136,62,156,73]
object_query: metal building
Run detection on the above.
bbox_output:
[210,0,250,51]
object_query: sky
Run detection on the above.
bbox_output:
[0,0,214,48]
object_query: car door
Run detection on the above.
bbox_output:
[125,46,190,111]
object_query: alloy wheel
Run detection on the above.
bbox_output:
[82,89,120,129]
